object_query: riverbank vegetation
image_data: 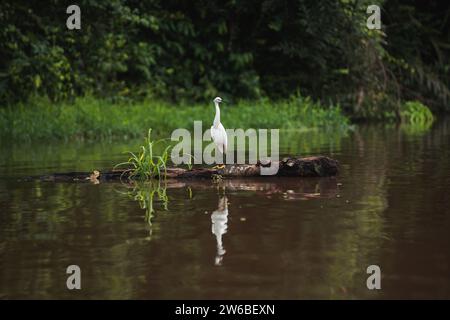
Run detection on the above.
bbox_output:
[0,95,349,141]
[0,0,447,140]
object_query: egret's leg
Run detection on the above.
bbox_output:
[213,150,226,170]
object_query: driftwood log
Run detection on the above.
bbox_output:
[30,156,338,182]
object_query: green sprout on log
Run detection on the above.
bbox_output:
[114,129,171,181]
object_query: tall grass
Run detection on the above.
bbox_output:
[114,129,171,180]
[0,95,350,141]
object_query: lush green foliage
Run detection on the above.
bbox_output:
[400,101,434,125]
[383,1,450,111]
[0,1,448,119]
[0,95,349,141]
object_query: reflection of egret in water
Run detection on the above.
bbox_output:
[118,178,337,243]
[211,195,228,266]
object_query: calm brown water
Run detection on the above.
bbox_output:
[0,120,449,299]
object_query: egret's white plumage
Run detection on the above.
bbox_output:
[211,97,227,155]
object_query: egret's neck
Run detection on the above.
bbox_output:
[213,101,221,127]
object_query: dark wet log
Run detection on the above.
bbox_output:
[27,156,338,182]
[220,156,339,177]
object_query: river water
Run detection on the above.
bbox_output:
[0,119,449,299]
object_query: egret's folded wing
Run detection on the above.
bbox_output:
[223,130,228,154]
[210,126,216,141]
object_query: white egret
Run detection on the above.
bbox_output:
[211,96,227,169]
